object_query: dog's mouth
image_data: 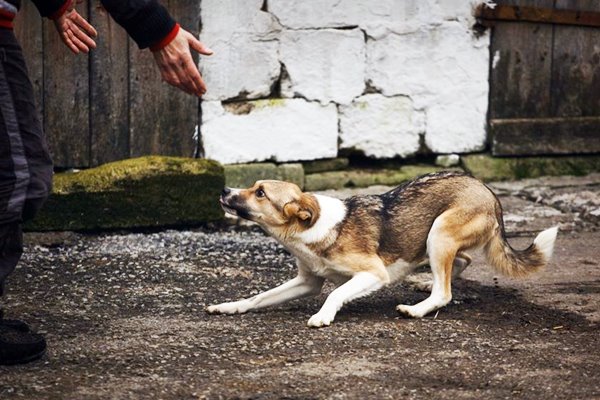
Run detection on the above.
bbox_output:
[219,198,238,216]
[220,197,254,221]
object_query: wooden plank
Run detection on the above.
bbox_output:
[89,2,129,166]
[491,117,600,155]
[13,2,44,120]
[476,4,600,28]
[551,0,600,117]
[489,0,555,120]
[129,0,200,158]
[42,1,90,168]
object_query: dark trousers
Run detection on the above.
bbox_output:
[0,28,53,296]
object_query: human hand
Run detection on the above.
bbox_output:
[53,1,97,54]
[152,27,213,97]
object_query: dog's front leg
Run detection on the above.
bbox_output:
[307,272,384,328]
[206,273,324,315]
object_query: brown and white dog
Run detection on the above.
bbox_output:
[206,171,558,327]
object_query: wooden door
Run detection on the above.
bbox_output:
[480,0,600,155]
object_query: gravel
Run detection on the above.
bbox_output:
[0,175,598,399]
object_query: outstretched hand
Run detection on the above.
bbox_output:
[53,3,97,54]
[152,28,213,97]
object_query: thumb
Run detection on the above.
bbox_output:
[188,34,213,56]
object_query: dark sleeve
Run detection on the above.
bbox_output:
[30,0,70,19]
[100,0,177,50]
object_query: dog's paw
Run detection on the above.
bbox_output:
[408,279,434,293]
[396,304,425,319]
[205,301,249,315]
[307,312,334,328]
[404,273,433,293]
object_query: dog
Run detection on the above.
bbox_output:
[206,171,558,327]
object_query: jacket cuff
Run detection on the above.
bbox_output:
[30,0,70,19]
[49,0,72,20]
[122,3,177,50]
[150,23,180,52]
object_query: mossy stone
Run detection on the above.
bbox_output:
[25,156,224,231]
[224,163,304,188]
[302,158,350,174]
[462,154,600,182]
[304,165,443,191]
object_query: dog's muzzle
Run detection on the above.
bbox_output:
[220,187,242,217]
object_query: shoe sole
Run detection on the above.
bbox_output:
[0,348,46,366]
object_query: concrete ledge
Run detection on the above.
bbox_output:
[224,163,304,188]
[304,165,442,191]
[462,154,600,182]
[25,156,225,232]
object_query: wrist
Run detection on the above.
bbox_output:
[150,23,180,52]
[49,0,72,21]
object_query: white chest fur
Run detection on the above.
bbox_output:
[295,195,346,244]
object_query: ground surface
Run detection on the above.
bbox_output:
[1,174,599,400]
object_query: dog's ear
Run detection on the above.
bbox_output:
[283,194,320,226]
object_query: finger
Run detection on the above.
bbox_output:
[181,55,206,96]
[173,54,201,95]
[69,20,97,49]
[66,28,89,53]
[160,67,192,94]
[188,35,213,56]
[72,11,98,38]
[171,61,198,95]
[61,32,80,54]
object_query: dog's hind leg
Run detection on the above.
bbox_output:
[206,273,324,315]
[453,252,472,278]
[404,252,472,293]
[397,210,493,318]
[397,241,457,318]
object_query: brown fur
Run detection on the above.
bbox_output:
[218,172,555,319]
[222,172,551,280]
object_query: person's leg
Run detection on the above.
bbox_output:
[0,28,51,365]
[0,222,22,297]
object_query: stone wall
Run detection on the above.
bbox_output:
[199,0,490,164]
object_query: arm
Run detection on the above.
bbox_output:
[99,0,175,50]
[100,0,213,96]
[30,0,70,19]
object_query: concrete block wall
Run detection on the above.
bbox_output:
[199,0,490,164]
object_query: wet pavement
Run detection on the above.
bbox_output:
[1,174,599,399]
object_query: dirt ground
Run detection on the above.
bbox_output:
[0,174,599,400]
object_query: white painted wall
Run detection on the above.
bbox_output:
[199,0,490,164]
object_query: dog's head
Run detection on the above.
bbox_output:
[220,180,320,231]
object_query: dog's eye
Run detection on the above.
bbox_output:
[256,189,265,198]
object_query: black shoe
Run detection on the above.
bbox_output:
[0,310,29,332]
[0,324,46,365]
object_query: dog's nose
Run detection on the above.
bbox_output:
[222,187,232,196]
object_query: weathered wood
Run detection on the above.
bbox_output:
[476,4,600,28]
[551,0,600,117]
[42,1,90,168]
[488,0,555,119]
[129,0,200,158]
[89,3,129,166]
[13,2,44,119]
[491,117,600,155]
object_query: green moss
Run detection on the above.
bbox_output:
[253,98,287,110]
[224,162,304,188]
[302,158,349,174]
[462,154,600,182]
[26,156,225,232]
[304,165,443,191]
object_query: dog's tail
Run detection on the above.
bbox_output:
[484,206,558,278]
